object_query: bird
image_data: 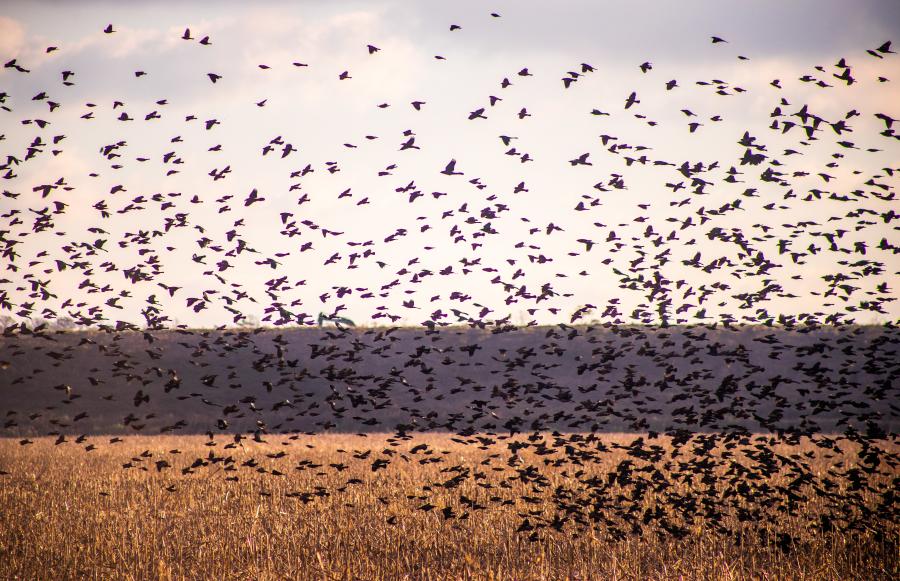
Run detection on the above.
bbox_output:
[569,153,592,166]
[625,91,640,109]
[867,41,894,58]
[441,159,463,175]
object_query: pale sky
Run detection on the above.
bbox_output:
[1,1,898,329]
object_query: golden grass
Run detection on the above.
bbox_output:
[0,433,896,580]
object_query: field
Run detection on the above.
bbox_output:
[1,325,898,578]
[1,433,896,580]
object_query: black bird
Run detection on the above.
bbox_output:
[625,91,640,109]
[441,159,463,175]
[569,153,592,166]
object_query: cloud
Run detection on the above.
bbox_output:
[0,16,26,59]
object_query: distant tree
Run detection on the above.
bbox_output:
[318,312,355,328]
[52,317,77,331]
[237,314,260,328]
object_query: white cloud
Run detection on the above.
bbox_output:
[0,16,26,59]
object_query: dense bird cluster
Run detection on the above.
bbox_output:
[0,8,897,544]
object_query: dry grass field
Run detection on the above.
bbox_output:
[0,432,896,580]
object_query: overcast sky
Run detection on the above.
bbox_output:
[1,1,898,329]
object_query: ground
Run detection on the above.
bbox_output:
[0,433,896,580]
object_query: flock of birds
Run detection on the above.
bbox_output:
[0,8,898,543]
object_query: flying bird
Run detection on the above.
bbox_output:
[441,159,463,175]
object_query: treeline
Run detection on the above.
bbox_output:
[1,323,897,436]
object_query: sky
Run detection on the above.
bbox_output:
[0,0,898,330]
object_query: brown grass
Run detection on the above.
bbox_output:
[0,433,896,580]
